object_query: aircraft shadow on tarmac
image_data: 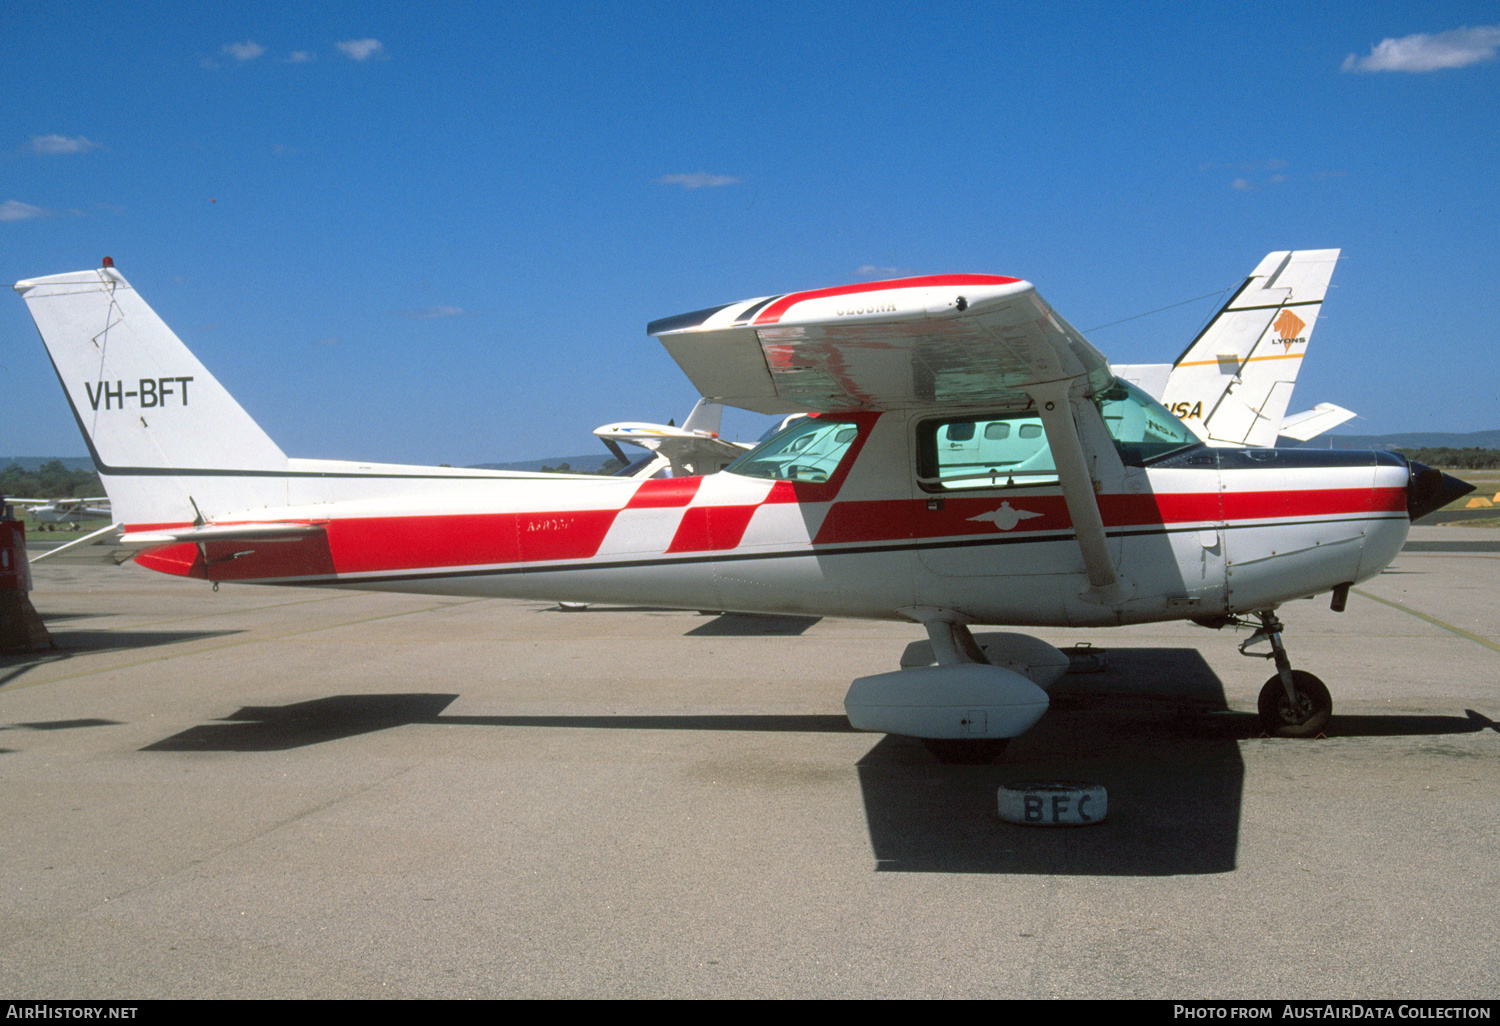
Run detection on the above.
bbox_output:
[142,694,856,752]
[685,613,824,636]
[1,717,123,731]
[859,647,1244,875]
[136,649,1497,876]
[541,607,827,636]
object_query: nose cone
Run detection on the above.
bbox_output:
[1406,461,1477,522]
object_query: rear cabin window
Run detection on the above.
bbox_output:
[916,380,1203,491]
[916,412,1059,491]
[725,416,862,483]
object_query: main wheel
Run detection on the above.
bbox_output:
[1258,670,1332,738]
[921,738,1010,764]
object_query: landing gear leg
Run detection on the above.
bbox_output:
[1241,610,1332,738]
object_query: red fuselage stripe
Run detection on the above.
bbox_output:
[133,485,1407,582]
[626,476,703,508]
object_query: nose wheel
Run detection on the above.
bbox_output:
[1256,669,1331,737]
[1240,611,1332,738]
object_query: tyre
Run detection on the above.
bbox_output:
[1258,670,1332,738]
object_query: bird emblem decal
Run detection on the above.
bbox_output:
[967,501,1044,531]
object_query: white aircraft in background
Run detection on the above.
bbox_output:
[594,401,807,479]
[593,399,747,479]
[1114,250,1355,448]
[614,251,1354,479]
[7,496,111,528]
[15,258,1470,762]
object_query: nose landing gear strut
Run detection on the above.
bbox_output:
[1239,610,1332,738]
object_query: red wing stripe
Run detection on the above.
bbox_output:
[752,274,1021,325]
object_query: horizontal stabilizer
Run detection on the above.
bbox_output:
[119,522,328,546]
[1279,403,1357,442]
[28,523,134,565]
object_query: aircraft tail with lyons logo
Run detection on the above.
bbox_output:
[1116,249,1353,447]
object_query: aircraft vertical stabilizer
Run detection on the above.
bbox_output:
[14,264,290,523]
[1159,249,1339,448]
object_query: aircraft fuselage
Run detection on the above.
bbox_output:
[129,408,1410,628]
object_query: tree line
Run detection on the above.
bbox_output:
[1390,447,1500,470]
[1,461,104,499]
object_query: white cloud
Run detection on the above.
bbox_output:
[286,51,315,63]
[223,40,266,62]
[1342,25,1500,72]
[655,172,741,189]
[391,306,466,320]
[1231,178,1257,191]
[337,38,385,61]
[856,265,911,278]
[30,134,101,155]
[0,200,48,221]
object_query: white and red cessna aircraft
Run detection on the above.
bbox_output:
[14,258,1470,761]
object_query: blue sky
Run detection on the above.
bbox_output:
[3,2,1497,464]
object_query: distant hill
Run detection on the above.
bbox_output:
[469,453,617,473]
[1,456,96,472]
[1298,429,1500,450]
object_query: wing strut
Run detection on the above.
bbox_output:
[1030,382,1133,606]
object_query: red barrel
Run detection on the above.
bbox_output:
[0,520,33,593]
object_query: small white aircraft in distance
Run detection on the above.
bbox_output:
[609,250,1354,481]
[593,398,747,479]
[15,257,1471,761]
[7,496,111,527]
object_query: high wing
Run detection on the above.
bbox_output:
[650,274,1114,414]
[651,273,1124,600]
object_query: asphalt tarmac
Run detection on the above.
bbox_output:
[2,527,1496,998]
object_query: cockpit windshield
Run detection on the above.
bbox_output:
[1094,378,1203,465]
[726,416,862,483]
